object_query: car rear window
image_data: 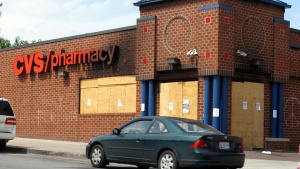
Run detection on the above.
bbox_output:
[0,100,14,116]
[170,118,223,134]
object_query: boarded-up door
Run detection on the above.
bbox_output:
[160,81,198,120]
[231,82,264,150]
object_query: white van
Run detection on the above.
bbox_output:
[0,98,16,151]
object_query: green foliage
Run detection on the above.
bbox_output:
[0,36,42,49]
[0,2,42,49]
[11,36,29,47]
[0,37,11,49]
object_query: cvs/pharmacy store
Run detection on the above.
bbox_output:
[1,0,300,151]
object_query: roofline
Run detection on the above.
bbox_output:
[134,0,291,9]
[134,0,168,6]
[0,25,136,52]
[260,0,291,9]
[290,28,300,34]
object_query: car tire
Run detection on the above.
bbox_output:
[158,150,179,169]
[0,140,6,152]
[90,144,107,168]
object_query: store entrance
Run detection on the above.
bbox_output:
[159,81,198,120]
[231,81,264,150]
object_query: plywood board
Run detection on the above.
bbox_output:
[98,76,136,86]
[243,82,254,150]
[250,82,264,148]
[182,81,198,120]
[170,82,183,118]
[81,76,136,114]
[80,88,98,114]
[97,86,112,113]
[160,81,198,119]
[80,79,98,88]
[231,81,264,150]
[231,82,248,148]
[124,84,136,113]
[111,85,126,113]
[159,83,170,116]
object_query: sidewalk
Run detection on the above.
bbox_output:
[3,137,300,162]
[4,137,86,159]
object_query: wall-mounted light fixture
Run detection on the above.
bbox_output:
[251,58,264,67]
[58,70,69,77]
[166,58,181,65]
[186,49,198,56]
[236,50,247,57]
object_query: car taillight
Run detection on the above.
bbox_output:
[190,138,208,149]
[238,143,243,152]
[5,118,16,125]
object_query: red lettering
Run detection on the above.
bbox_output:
[13,56,24,75]
[90,48,98,62]
[59,49,66,66]
[44,51,54,72]
[73,51,79,64]
[51,54,59,71]
[24,54,34,74]
[13,46,119,75]
[99,47,108,62]
[107,46,118,65]
[33,52,45,73]
[78,50,90,64]
[66,52,73,65]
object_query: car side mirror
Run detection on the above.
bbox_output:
[112,128,120,135]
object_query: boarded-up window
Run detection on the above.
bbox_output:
[80,76,136,114]
[159,81,198,120]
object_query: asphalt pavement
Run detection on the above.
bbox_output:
[2,137,300,163]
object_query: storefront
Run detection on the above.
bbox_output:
[0,0,299,151]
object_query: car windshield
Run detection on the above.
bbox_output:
[0,100,14,116]
[170,118,223,134]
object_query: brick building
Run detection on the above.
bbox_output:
[0,0,299,151]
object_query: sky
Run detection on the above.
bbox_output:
[0,0,299,43]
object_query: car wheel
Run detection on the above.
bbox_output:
[137,165,150,169]
[0,140,6,152]
[90,144,107,168]
[158,150,179,169]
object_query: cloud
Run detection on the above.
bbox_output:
[0,0,139,42]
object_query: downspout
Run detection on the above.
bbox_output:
[148,80,155,116]
[220,76,228,134]
[271,83,278,137]
[204,76,211,125]
[277,83,283,138]
[141,81,148,117]
[212,76,220,130]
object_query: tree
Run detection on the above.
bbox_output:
[0,37,11,48]
[0,2,42,49]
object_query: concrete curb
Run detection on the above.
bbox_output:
[3,146,86,160]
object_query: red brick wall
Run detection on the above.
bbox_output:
[1,0,300,151]
[283,79,300,150]
[138,0,300,151]
[140,0,219,69]
[136,17,157,80]
[0,29,139,142]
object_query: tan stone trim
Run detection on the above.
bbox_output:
[235,63,272,74]
[136,74,156,81]
[290,72,300,78]
[156,63,197,71]
[198,69,234,77]
[269,76,289,83]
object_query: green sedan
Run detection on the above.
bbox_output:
[86,116,245,169]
